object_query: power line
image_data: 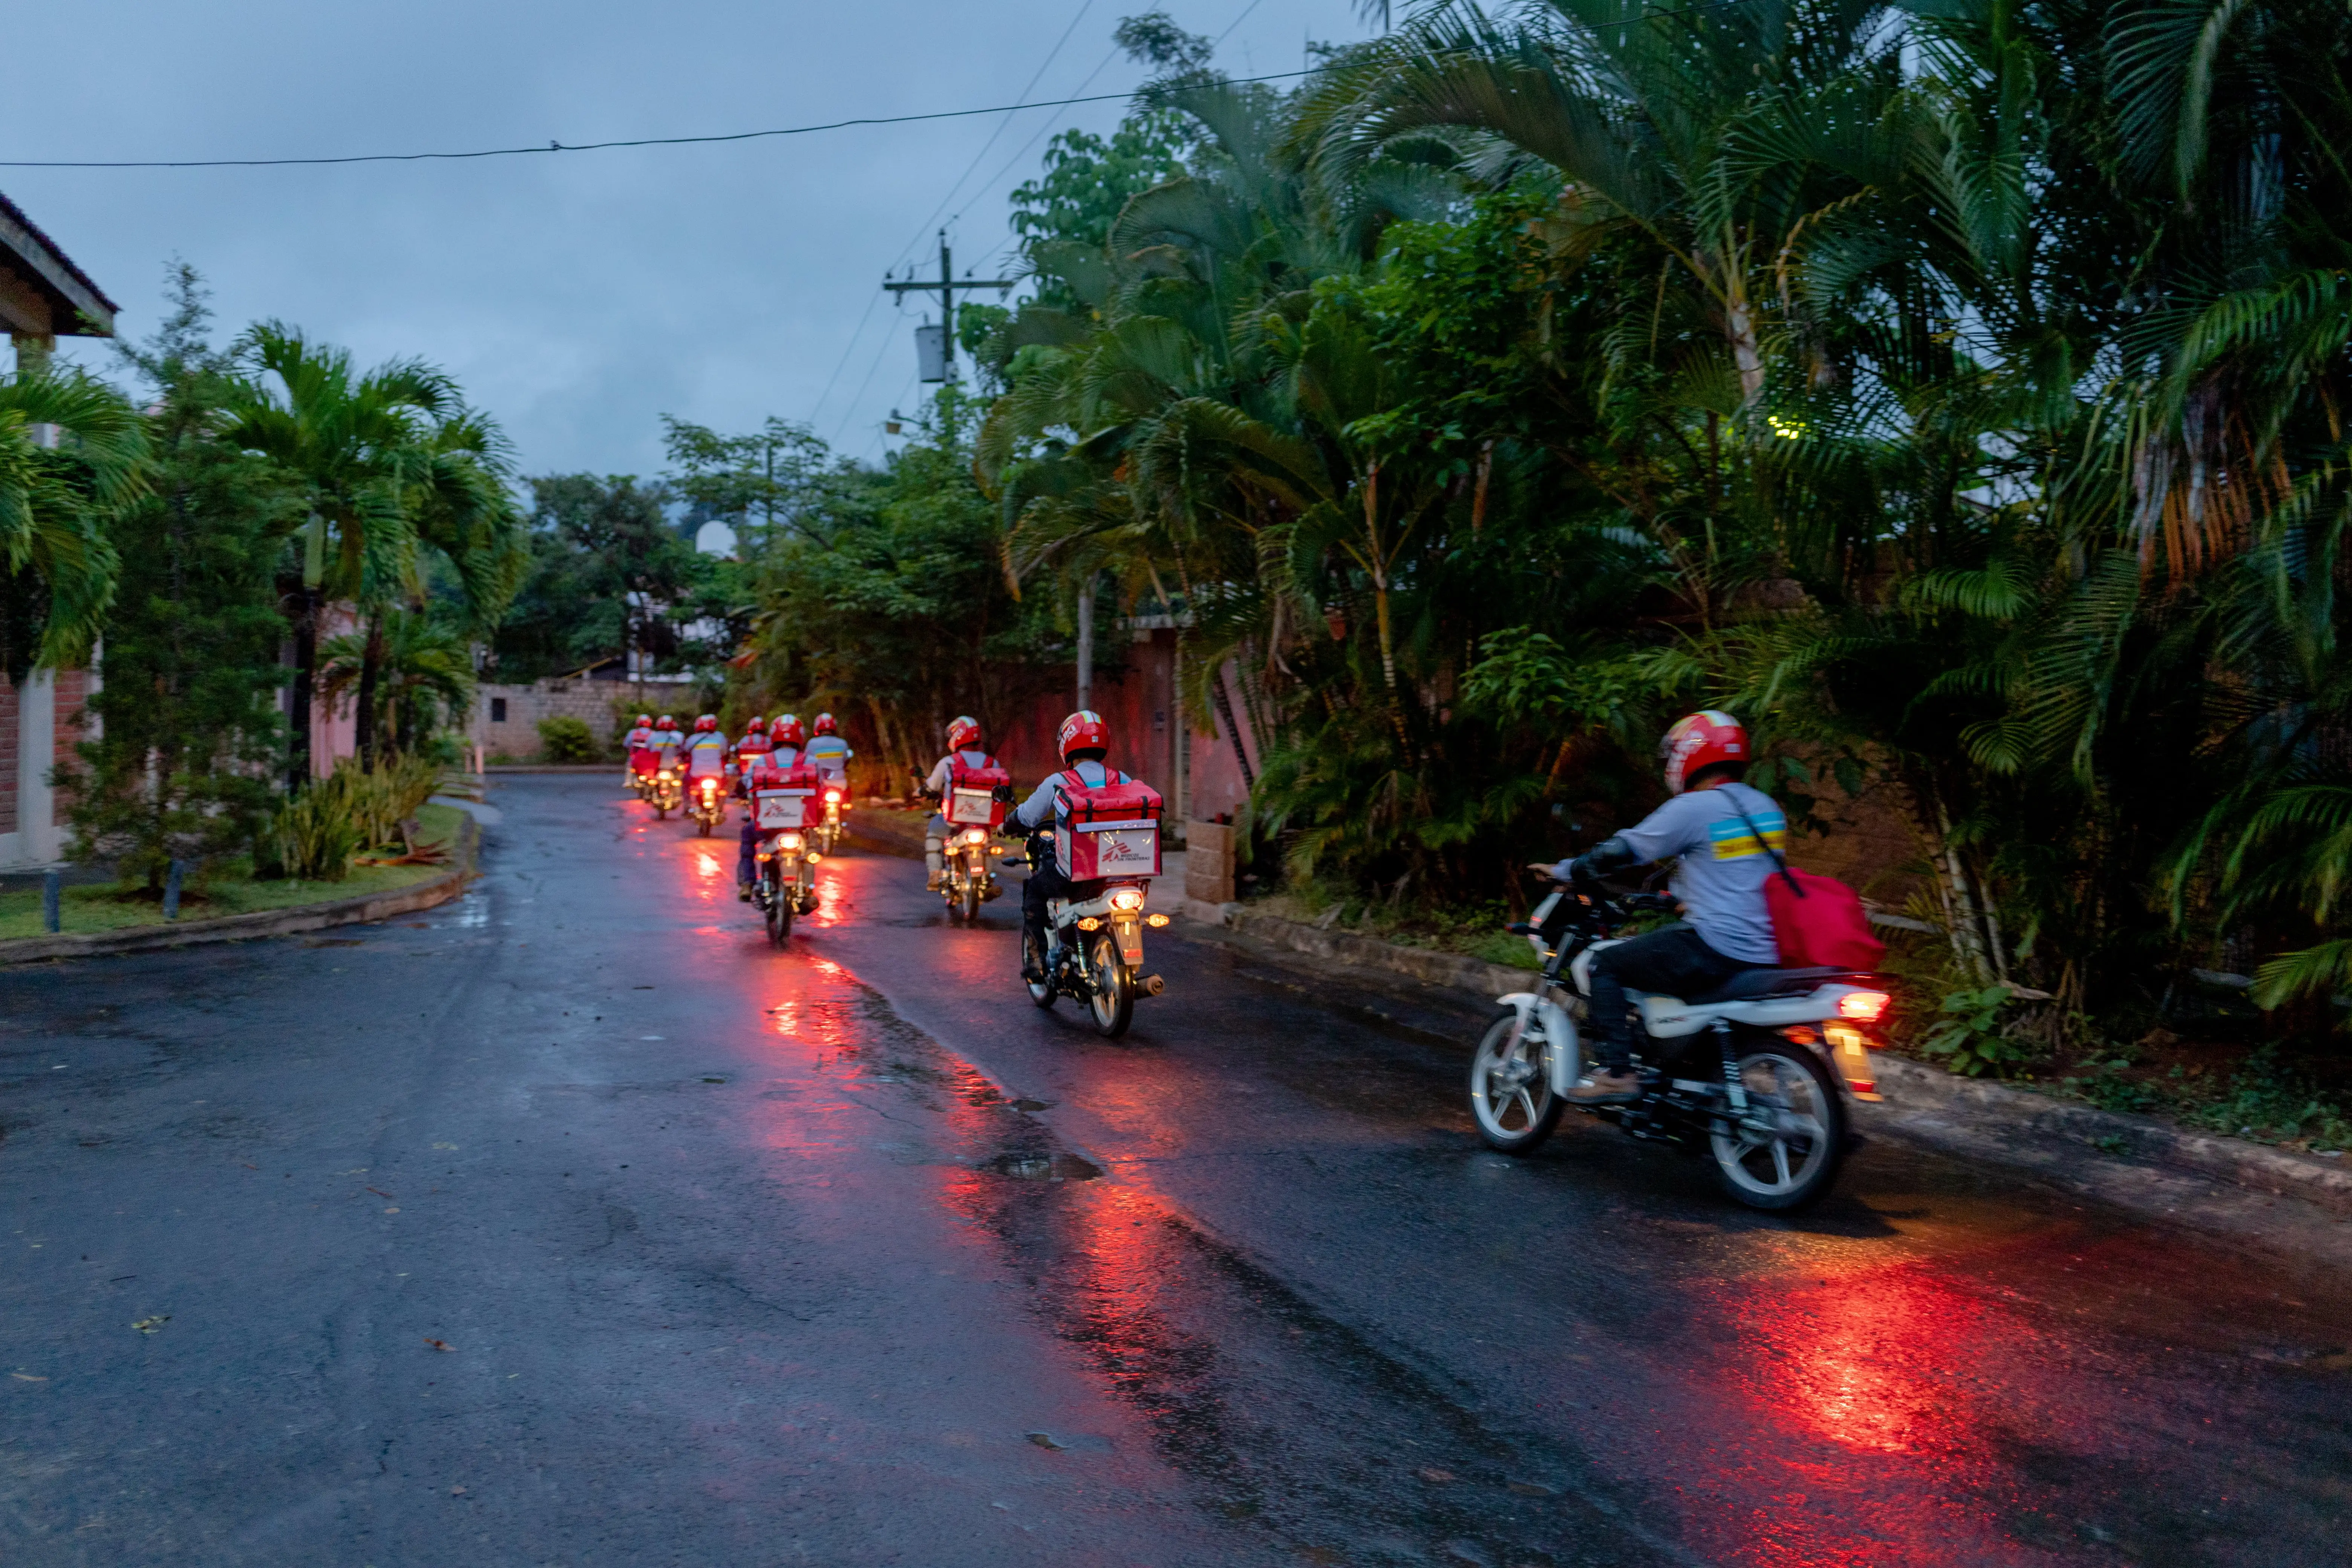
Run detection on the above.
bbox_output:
[809,0,1092,430]
[0,68,1320,170]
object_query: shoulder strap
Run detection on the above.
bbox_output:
[1724,786,1804,899]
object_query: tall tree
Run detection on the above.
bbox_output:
[69,264,293,885]
[224,324,521,781]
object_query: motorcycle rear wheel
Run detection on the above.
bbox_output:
[765,879,792,946]
[1088,933,1134,1038]
[960,877,981,925]
[1469,1007,1563,1154]
[1708,1044,1845,1210]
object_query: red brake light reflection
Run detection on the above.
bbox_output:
[1838,990,1890,1021]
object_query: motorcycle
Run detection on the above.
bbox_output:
[815,782,850,855]
[648,765,683,819]
[937,822,1006,923]
[750,828,821,945]
[686,771,728,836]
[748,773,822,945]
[1007,789,1170,1038]
[1467,873,1890,1211]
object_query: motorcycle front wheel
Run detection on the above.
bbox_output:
[1709,1044,1845,1210]
[1469,1007,1563,1154]
[1088,933,1134,1038]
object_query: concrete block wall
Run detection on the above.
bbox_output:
[478,679,682,761]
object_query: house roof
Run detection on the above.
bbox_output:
[0,189,118,339]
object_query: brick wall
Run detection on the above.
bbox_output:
[49,666,86,816]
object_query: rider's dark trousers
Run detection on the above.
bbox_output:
[1022,856,1068,956]
[736,821,758,888]
[1585,924,1758,1071]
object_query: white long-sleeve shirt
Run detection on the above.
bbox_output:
[924,748,999,794]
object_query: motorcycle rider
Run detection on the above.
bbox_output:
[733,715,773,796]
[622,713,655,786]
[1544,710,1786,1104]
[805,712,854,792]
[646,714,686,775]
[920,715,1000,891]
[738,715,807,899]
[1008,710,1134,981]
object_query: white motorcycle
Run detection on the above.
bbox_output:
[1468,876,1890,1210]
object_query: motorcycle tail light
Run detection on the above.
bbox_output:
[1838,989,1891,1021]
[962,828,988,846]
[1145,913,1170,928]
[779,833,802,850]
[825,789,842,802]
[1108,887,1145,912]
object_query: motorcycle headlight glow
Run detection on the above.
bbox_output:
[778,832,802,850]
[1108,887,1145,912]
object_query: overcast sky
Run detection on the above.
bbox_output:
[2,0,1370,482]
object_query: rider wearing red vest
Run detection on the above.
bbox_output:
[1008,710,1133,977]
[737,715,809,898]
[921,715,1002,889]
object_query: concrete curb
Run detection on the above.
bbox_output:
[0,818,481,967]
[1174,901,2352,1217]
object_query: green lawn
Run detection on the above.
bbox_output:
[0,803,467,940]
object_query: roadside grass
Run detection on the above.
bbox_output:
[0,803,464,940]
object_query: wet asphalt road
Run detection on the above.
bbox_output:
[5,776,2350,1568]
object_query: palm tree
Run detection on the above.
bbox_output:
[0,366,148,680]
[224,324,521,784]
[318,608,477,758]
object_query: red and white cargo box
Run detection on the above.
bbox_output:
[752,762,821,831]
[1053,777,1164,879]
[947,763,1011,828]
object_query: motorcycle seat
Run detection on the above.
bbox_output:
[1686,965,1845,1004]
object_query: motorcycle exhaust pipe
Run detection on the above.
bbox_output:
[1140,974,1166,997]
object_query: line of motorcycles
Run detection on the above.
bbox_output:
[629,761,849,945]
[626,759,1890,1210]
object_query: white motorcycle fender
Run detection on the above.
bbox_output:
[1497,992,1582,1095]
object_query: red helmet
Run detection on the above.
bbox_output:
[946,715,982,751]
[694,714,718,732]
[1661,710,1747,794]
[771,714,805,747]
[744,715,764,734]
[813,712,838,735]
[634,714,652,727]
[1057,709,1108,763]
[655,715,676,730]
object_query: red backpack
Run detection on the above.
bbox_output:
[1726,802,1886,971]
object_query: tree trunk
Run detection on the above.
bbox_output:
[1211,666,1255,790]
[1075,574,1095,713]
[288,586,318,793]
[354,613,385,768]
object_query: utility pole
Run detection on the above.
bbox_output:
[882,230,1015,441]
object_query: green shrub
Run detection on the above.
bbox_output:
[271,757,446,878]
[537,715,598,763]
[274,782,364,881]
[1918,986,2038,1078]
